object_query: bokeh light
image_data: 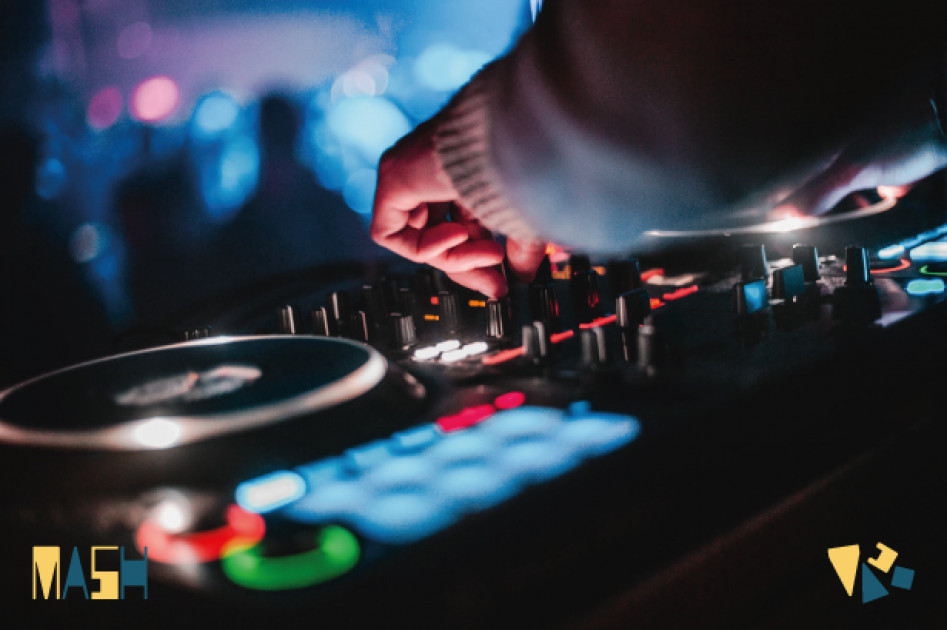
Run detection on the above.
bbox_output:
[192,91,241,139]
[324,96,410,166]
[36,157,67,200]
[117,21,153,60]
[69,222,110,263]
[413,43,491,92]
[343,168,378,216]
[86,86,124,129]
[131,76,180,123]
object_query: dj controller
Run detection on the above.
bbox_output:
[3,184,947,628]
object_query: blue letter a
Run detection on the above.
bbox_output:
[62,547,89,599]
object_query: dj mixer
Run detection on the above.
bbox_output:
[3,183,946,628]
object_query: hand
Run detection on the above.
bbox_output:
[770,97,947,216]
[371,121,546,297]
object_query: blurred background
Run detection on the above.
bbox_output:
[0,0,538,386]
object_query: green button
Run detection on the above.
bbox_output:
[221,525,360,590]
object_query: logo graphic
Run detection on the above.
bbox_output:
[32,546,148,600]
[828,542,915,603]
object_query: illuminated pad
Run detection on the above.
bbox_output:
[252,402,640,545]
[909,241,947,261]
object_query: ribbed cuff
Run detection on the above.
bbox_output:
[433,70,544,244]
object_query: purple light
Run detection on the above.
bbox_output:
[117,21,153,60]
[87,86,123,129]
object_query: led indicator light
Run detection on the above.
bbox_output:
[877,245,905,259]
[136,504,265,565]
[919,264,947,277]
[236,471,307,514]
[413,346,440,361]
[221,525,360,591]
[435,339,461,352]
[462,342,489,356]
[662,284,699,300]
[494,391,526,410]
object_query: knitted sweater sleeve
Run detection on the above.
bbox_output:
[431,1,947,255]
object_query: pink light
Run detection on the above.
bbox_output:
[87,86,123,129]
[494,391,526,410]
[579,315,617,329]
[437,404,496,432]
[136,504,265,565]
[662,285,698,301]
[550,330,575,343]
[641,268,665,282]
[877,185,910,200]
[131,76,179,123]
[482,346,524,366]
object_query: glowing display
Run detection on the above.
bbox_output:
[235,471,307,514]
[221,525,360,591]
[905,278,945,296]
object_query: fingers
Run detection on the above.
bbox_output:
[434,238,505,273]
[371,123,510,297]
[505,238,547,283]
[446,267,509,299]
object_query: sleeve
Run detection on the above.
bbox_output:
[433,0,947,255]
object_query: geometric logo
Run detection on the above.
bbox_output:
[828,543,915,604]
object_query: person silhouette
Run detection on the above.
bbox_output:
[214,93,381,288]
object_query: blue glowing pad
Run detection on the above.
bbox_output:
[433,464,520,510]
[283,480,371,523]
[390,425,440,453]
[909,241,947,262]
[296,458,346,485]
[353,492,457,544]
[364,456,435,491]
[478,407,562,442]
[496,439,579,482]
[427,431,501,465]
[257,401,640,545]
[906,278,945,296]
[344,440,393,471]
